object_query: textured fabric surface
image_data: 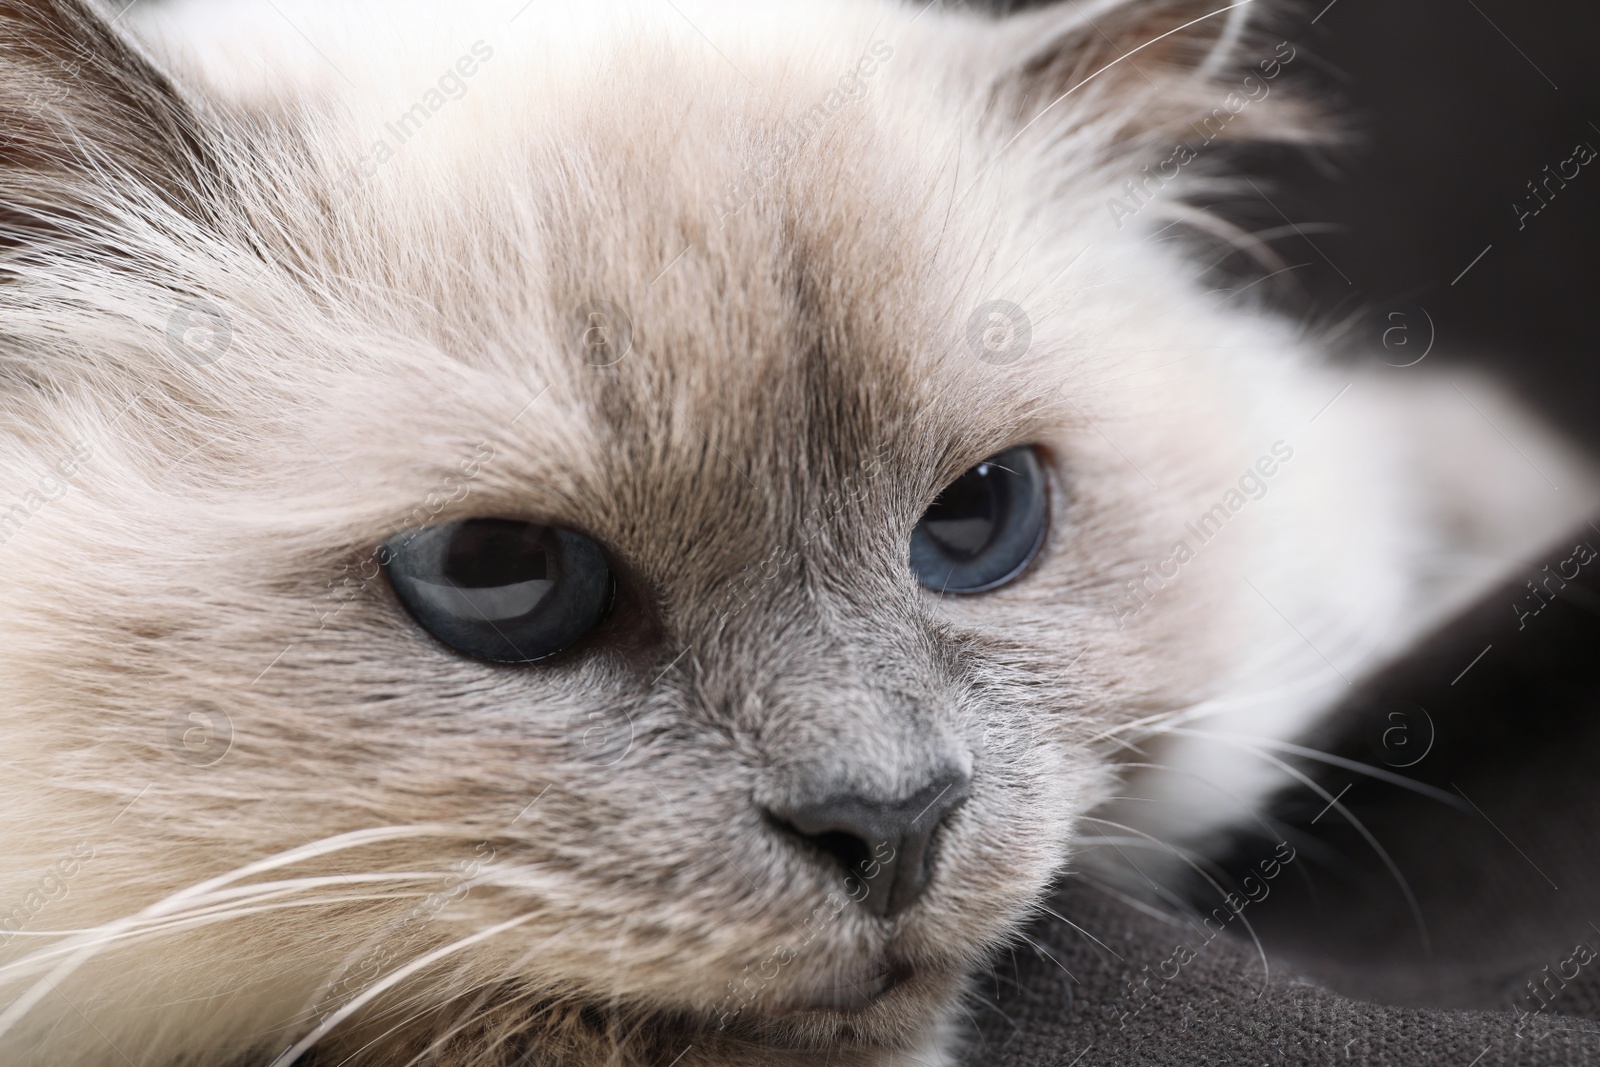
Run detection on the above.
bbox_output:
[979,519,1600,1065]
[975,879,1598,1066]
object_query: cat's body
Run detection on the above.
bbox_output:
[0,1,1592,1064]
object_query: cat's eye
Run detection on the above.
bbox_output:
[909,446,1048,594]
[382,518,614,663]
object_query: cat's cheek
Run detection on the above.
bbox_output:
[757,548,794,581]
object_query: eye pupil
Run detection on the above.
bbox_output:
[444,523,550,586]
[385,519,613,664]
[920,463,1006,560]
[909,447,1047,594]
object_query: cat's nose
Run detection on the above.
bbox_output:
[767,771,971,918]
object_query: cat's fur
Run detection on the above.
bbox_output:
[0,0,1593,1064]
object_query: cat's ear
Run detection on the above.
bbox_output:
[978,0,1319,157]
[0,0,220,249]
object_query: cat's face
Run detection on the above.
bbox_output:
[0,1,1340,1063]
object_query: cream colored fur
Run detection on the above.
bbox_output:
[0,1,1593,1065]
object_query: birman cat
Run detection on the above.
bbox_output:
[0,0,1592,1064]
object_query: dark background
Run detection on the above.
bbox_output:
[1226,0,1600,456]
[999,0,1600,454]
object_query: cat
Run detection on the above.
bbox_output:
[0,0,1593,1064]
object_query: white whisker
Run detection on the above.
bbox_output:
[269,912,541,1067]
[396,928,590,1067]
[1079,815,1270,989]
[1148,734,1433,952]
[1162,727,1467,809]
[0,826,453,1040]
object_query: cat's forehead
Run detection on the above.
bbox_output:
[307,22,1064,549]
[525,101,1021,467]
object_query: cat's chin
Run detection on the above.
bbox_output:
[332,964,968,1067]
[776,954,914,1013]
[707,958,965,1053]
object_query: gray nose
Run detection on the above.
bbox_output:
[769,771,971,918]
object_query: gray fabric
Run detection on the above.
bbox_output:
[975,878,1599,1066]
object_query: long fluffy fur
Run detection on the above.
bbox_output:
[0,1,1594,1064]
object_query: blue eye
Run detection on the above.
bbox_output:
[383,519,614,663]
[909,446,1048,594]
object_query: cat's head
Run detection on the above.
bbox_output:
[0,0,1338,1063]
